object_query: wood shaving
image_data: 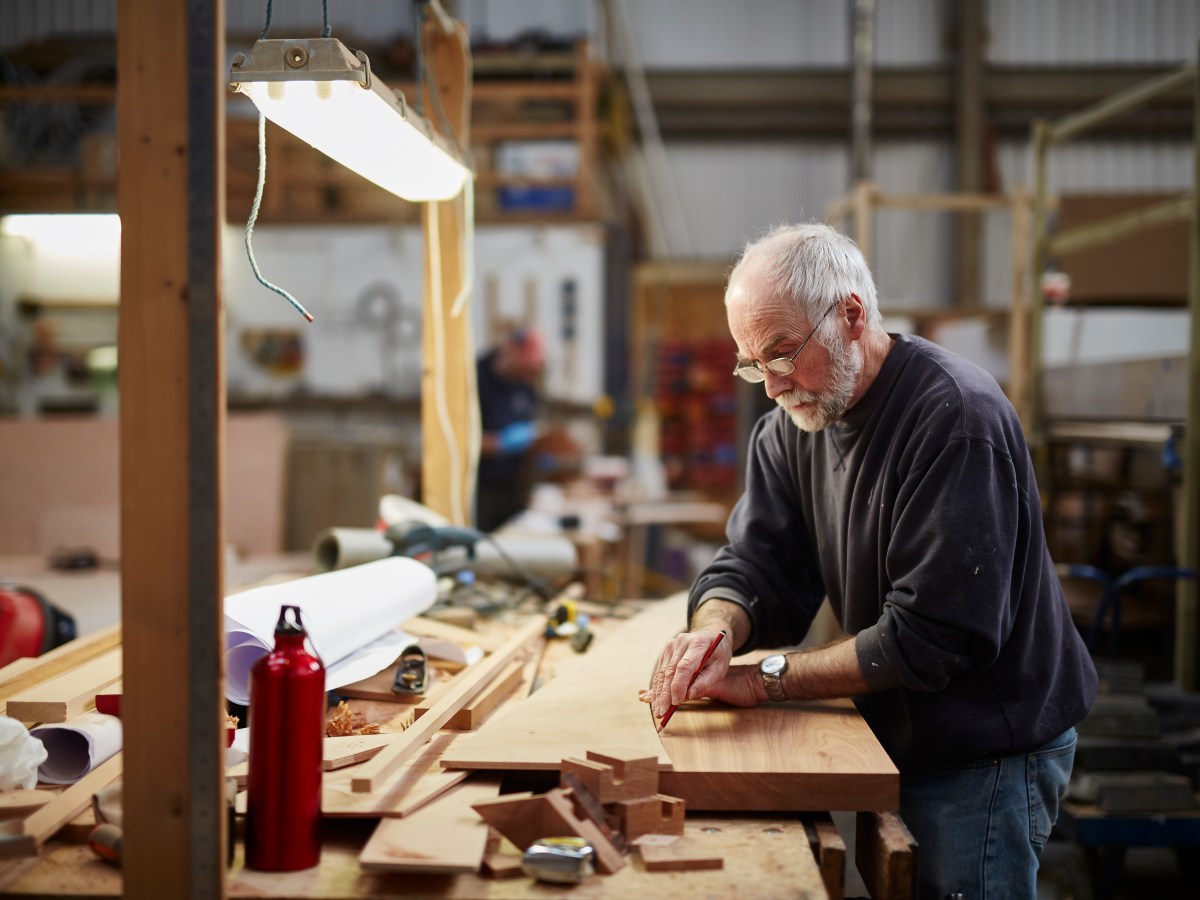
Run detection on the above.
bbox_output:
[325,700,381,737]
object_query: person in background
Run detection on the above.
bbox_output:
[475,326,545,532]
[647,222,1097,899]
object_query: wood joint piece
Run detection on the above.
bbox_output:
[611,793,685,842]
[559,750,658,804]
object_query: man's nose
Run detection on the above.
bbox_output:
[763,369,790,399]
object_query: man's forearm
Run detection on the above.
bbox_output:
[777,636,871,701]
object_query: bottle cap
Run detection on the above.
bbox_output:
[274,604,307,636]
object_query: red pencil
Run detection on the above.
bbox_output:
[656,630,725,734]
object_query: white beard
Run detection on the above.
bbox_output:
[776,335,863,432]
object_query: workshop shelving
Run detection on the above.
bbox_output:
[2,40,609,225]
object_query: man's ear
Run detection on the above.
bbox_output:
[844,293,871,341]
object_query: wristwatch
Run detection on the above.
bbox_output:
[759,654,788,702]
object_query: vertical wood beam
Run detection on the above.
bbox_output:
[954,0,986,308]
[420,16,476,525]
[117,0,227,895]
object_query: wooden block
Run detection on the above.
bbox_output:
[4,650,122,723]
[803,812,846,900]
[856,811,916,900]
[358,777,502,873]
[472,787,626,874]
[634,834,723,872]
[560,772,628,854]
[560,750,659,803]
[482,832,525,878]
[612,794,685,842]
[414,659,523,730]
[470,790,545,849]
[94,681,122,717]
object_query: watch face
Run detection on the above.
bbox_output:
[761,654,786,676]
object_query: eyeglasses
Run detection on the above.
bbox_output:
[731,302,838,384]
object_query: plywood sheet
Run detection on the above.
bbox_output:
[442,594,899,812]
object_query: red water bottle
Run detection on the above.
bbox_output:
[245,604,325,871]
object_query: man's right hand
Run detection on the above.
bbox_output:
[648,628,734,719]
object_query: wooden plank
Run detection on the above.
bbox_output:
[321,733,467,819]
[4,650,122,723]
[350,616,545,793]
[117,0,227,894]
[358,777,502,874]
[0,753,123,859]
[442,595,899,812]
[659,697,898,812]
[0,624,121,708]
[441,603,675,773]
[413,659,523,730]
[856,811,916,900]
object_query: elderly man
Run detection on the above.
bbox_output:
[648,223,1096,898]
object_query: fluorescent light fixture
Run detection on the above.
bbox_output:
[229,38,471,202]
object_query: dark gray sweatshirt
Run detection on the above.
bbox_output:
[689,334,1097,769]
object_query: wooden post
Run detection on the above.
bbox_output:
[420,15,476,525]
[117,0,227,895]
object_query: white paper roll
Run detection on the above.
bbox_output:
[223,557,436,704]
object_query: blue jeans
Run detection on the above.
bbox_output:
[899,727,1077,900]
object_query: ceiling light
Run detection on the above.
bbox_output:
[229,38,471,202]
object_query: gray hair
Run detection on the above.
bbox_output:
[726,223,881,333]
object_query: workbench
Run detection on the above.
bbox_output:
[0,588,914,899]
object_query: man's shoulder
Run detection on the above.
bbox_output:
[893,335,1007,405]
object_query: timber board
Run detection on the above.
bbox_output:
[441,594,899,812]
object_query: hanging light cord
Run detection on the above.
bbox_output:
[244,114,314,322]
[246,0,316,321]
[259,0,330,39]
